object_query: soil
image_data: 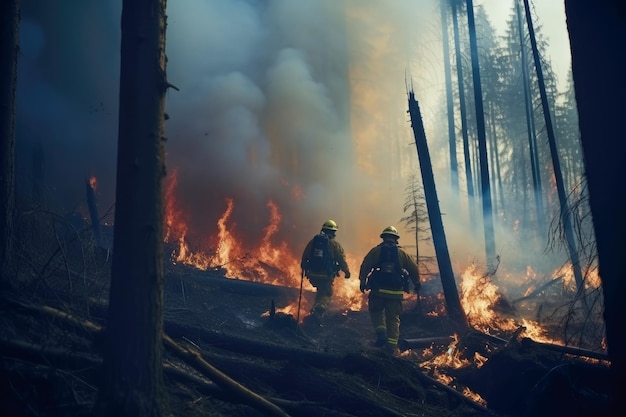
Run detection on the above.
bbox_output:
[0,258,613,417]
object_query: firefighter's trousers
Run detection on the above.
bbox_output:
[308,276,334,317]
[368,293,403,346]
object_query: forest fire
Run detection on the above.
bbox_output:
[164,171,364,314]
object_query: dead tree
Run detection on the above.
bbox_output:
[451,0,476,226]
[0,0,20,281]
[565,0,626,414]
[94,1,169,416]
[523,0,585,302]
[465,0,497,269]
[515,0,546,236]
[407,91,468,331]
[85,178,102,246]
[440,0,459,193]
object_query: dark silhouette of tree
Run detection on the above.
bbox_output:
[408,91,468,331]
[465,0,497,269]
[516,0,547,235]
[0,0,20,281]
[440,0,459,194]
[523,0,585,300]
[451,0,476,226]
[565,0,626,414]
[94,0,169,416]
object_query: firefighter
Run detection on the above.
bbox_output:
[300,220,351,325]
[359,226,420,355]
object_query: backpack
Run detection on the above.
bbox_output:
[367,242,404,290]
[306,233,336,276]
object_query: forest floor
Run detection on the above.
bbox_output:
[0,247,614,417]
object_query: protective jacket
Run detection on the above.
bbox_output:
[359,241,420,299]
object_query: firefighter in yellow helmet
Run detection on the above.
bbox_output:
[359,226,420,355]
[300,220,351,325]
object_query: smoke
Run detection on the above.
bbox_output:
[15,0,570,284]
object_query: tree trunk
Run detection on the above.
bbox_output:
[0,0,20,281]
[440,0,459,193]
[465,0,497,269]
[516,0,546,236]
[408,91,468,331]
[565,0,626,414]
[451,1,476,227]
[94,1,169,416]
[523,0,585,298]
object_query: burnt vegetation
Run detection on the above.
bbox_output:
[0,211,612,417]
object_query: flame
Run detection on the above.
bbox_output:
[459,264,561,344]
[89,176,97,190]
[163,171,363,315]
[554,262,601,290]
[460,264,510,332]
[462,387,487,406]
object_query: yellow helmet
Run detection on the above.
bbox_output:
[380,226,400,239]
[322,219,339,231]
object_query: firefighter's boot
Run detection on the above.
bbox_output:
[370,328,387,347]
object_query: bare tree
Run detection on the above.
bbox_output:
[466,0,497,269]
[94,0,169,416]
[565,0,626,415]
[408,91,468,331]
[0,0,20,281]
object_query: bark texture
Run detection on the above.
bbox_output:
[95,1,169,416]
[564,0,626,414]
[0,0,20,281]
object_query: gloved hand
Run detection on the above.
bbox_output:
[344,271,351,279]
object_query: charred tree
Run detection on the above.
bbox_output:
[32,141,44,206]
[407,91,468,331]
[516,0,546,235]
[451,0,476,226]
[86,178,102,246]
[523,0,585,298]
[0,0,20,281]
[466,0,497,269]
[440,0,459,193]
[94,1,169,416]
[565,0,626,414]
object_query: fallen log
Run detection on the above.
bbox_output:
[162,333,291,417]
[1,297,293,417]
[398,335,455,350]
[520,337,610,362]
[163,320,343,367]
[511,276,563,304]
[0,337,101,371]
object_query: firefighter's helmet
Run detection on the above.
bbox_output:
[322,220,339,231]
[380,226,400,239]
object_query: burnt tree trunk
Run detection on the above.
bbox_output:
[440,0,458,194]
[516,0,546,236]
[466,0,497,269]
[524,0,585,299]
[408,91,468,331]
[0,0,20,281]
[86,178,102,246]
[565,0,626,415]
[451,1,476,226]
[94,1,169,416]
